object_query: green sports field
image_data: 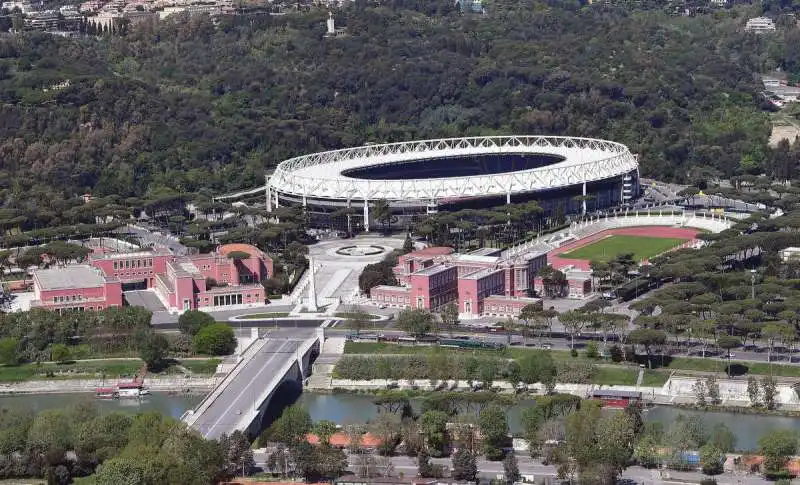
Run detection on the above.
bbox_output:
[560,235,688,262]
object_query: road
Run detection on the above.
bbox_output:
[253,450,770,485]
[189,330,315,439]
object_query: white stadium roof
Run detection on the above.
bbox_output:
[268,136,638,202]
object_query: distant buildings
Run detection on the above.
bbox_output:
[31,243,273,313]
[745,17,776,34]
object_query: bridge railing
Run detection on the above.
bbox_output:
[229,336,319,434]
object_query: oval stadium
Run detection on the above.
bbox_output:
[266,136,640,230]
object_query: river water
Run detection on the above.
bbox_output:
[1,392,797,451]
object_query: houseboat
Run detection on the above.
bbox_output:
[590,389,642,408]
[95,379,150,399]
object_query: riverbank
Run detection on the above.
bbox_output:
[0,375,217,395]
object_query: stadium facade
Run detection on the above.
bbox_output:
[266,136,640,230]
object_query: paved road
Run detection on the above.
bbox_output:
[189,331,316,439]
[151,305,297,325]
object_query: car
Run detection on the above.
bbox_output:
[540,343,553,350]
[378,304,387,309]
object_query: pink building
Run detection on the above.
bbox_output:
[408,264,458,310]
[394,247,455,285]
[31,265,123,312]
[457,268,504,316]
[481,295,543,318]
[533,267,593,299]
[369,246,548,317]
[33,243,273,314]
[370,285,411,308]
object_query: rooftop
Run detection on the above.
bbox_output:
[412,264,455,277]
[371,285,410,292]
[91,248,171,260]
[452,253,500,264]
[216,243,267,259]
[460,267,502,280]
[403,246,454,259]
[467,247,503,257]
[483,294,542,303]
[34,265,107,290]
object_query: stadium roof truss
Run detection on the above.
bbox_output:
[269,136,639,202]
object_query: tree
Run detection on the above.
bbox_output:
[517,351,557,391]
[264,405,312,447]
[762,376,778,410]
[178,310,215,336]
[565,405,634,485]
[396,309,436,338]
[747,376,761,407]
[708,423,735,453]
[520,407,544,456]
[717,335,740,377]
[417,448,442,478]
[372,199,392,234]
[403,234,414,253]
[479,405,508,461]
[438,302,459,337]
[477,359,498,389]
[0,338,19,366]
[419,410,449,457]
[559,310,591,350]
[218,430,255,478]
[50,343,71,364]
[193,323,237,356]
[705,376,721,406]
[699,444,724,476]
[628,328,667,369]
[503,453,521,484]
[139,333,169,371]
[451,448,477,481]
[692,379,707,407]
[313,420,338,446]
[759,429,798,477]
[294,442,347,482]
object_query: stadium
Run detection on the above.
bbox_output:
[266,136,640,230]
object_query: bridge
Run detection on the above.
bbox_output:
[182,327,322,439]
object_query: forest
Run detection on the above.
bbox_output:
[0,0,794,222]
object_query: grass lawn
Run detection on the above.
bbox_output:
[0,360,143,382]
[237,312,290,319]
[335,312,381,320]
[561,235,688,262]
[178,359,221,374]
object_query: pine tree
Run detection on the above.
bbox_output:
[705,375,721,406]
[503,453,521,484]
[747,376,760,407]
[451,449,478,481]
[762,376,778,410]
[692,379,707,407]
[417,448,434,478]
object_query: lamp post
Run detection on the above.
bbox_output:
[750,269,757,300]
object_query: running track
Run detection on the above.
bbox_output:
[547,226,700,271]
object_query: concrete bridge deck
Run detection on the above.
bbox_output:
[183,327,322,439]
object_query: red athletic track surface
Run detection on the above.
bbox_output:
[548,226,700,271]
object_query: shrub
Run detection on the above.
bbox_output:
[570,348,578,358]
[193,324,237,356]
[178,310,215,336]
[556,361,597,384]
[609,344,623,363]
[585,341,599,359]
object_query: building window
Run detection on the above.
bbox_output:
[125,260,130,269]
[113,261,118,270]
[137,260,142,268]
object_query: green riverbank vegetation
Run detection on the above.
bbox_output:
[0,403,255,484]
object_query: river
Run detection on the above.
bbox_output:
[1,391,797,451]
[296,393,800,451]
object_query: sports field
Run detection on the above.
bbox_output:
[560,235,688,263]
